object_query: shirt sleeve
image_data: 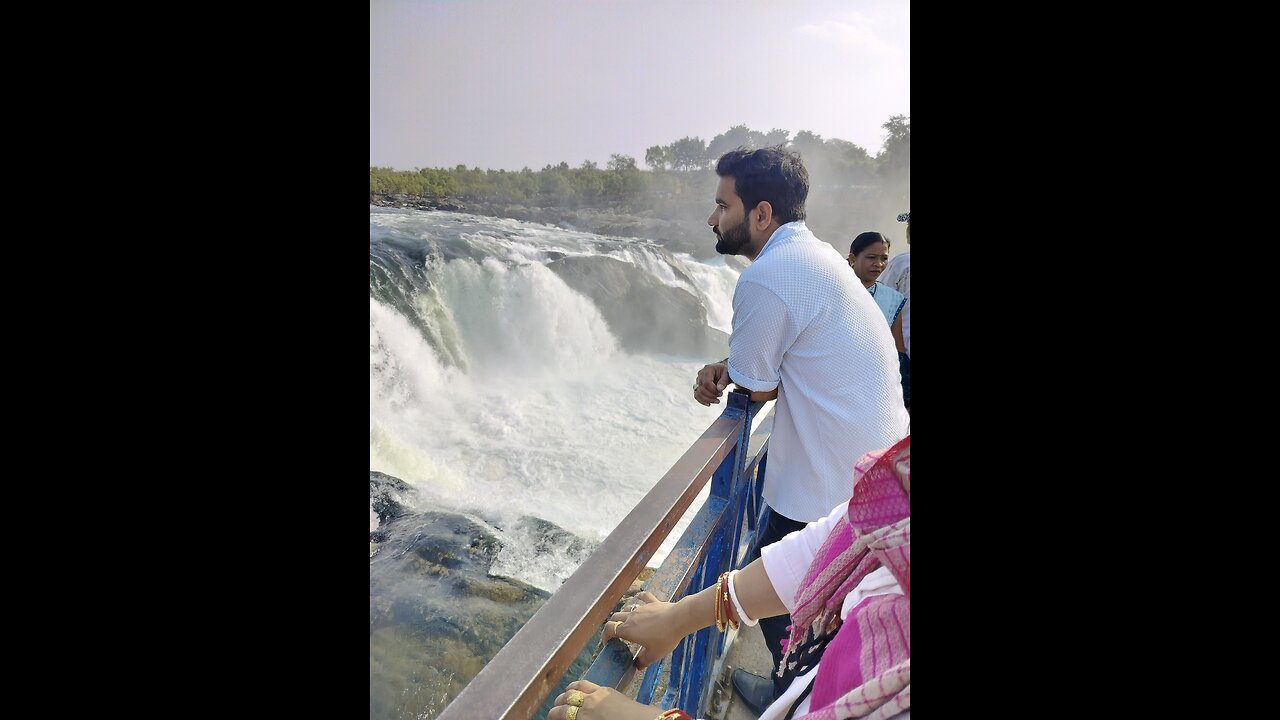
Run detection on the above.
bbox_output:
[726,280,793,393]
[760,502,849,612]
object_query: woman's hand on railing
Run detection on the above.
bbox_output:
[601,590,696,669]
[546,679,667,720]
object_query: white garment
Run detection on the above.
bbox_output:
[758,501,903,720]
[879,252,910,358]
[727,222,909,522]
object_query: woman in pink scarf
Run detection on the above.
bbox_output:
[547,436,910,720]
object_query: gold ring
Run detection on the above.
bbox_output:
[608,620,623,637]
[566,706,579,720]
[566,690,585,708]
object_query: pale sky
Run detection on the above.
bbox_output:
[370,0,909,171]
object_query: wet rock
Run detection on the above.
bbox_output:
[370,508,556,720]
[515,516,598,564]
[370,471,418,526]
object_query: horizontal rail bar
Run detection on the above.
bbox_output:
[436,412,746,720]
[584,495,730,691]
[595,399,770,710]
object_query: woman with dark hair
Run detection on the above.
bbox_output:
[848,232,909,410]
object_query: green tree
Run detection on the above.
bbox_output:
[760,128,791,147]
[573,165,604,204]
[707,124,754,159]
[669,136,708,171]
[370,114,908,226]
[539,171,575,204]
[878,115,910,162]
[607,154,637,172]
[644,145,670,170]
[790,130,825,159]
[827,138,871,164]
[876,115,910,208]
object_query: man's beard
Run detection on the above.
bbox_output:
[714,216,752,255]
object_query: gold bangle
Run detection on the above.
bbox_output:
[714,581,724,632]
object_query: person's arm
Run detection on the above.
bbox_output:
[563,504,851,719]
[741,385,779,402]
[601,557,787,668]
[696,361,779,404]
[693,282,792,407]
[693,361,731,406]
[760,502,849,611]
[548,567,786,717]
[891,313,906,355]
[726,363,779,401]
[606,502,848,667]
[726,558,788,619]
[724,281,793,396]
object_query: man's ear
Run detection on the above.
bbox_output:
[753,201,774,231]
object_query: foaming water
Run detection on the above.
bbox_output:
[611,245,693,290]
[677,255,740,333]
[370,208,741,591]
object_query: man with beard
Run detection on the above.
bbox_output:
[692,147,909,715]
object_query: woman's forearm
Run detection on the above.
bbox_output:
[671,559,787,631]
[732,559,788,620]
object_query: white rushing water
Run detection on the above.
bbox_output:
[370,208,745,591]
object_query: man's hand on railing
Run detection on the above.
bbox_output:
[693,362,731,406]
[694,361,779,405]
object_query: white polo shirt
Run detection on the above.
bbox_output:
[727,222,909,522]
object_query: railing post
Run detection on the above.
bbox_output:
[722,391,759,571]
[684,390,758,716]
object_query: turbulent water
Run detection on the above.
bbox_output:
[370,206,741,719]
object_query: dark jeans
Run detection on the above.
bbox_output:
[741,504,808,696]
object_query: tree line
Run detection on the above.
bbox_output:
[370,116,909,221]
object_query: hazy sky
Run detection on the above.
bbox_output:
[370,0,909,172]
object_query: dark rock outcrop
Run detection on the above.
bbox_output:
[370,471,417,529]
[370,505,553,720]
[368,472,652,719]
[515,516,598,569]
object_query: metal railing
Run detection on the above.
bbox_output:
[437,390,773,720]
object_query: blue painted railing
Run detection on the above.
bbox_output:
[436,390,773,720]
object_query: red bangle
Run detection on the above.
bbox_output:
[719,571,739,630]
[657,709,693,720]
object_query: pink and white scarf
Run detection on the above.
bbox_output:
[783,436,911,720]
